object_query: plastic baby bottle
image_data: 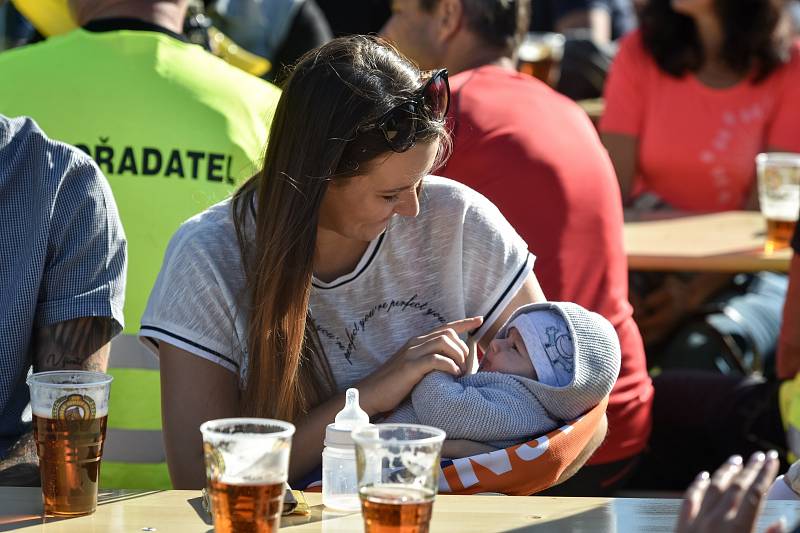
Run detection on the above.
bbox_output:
[322,388,370,511]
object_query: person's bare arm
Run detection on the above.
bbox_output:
[32,316,116,373]
[556,7,612,43]
[441,440,498,458]
[601,132,639,206]
[160,317,483,487]
[0,317,116,487]
[159,343,239,489]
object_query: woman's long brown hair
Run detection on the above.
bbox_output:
[231,36,449,421]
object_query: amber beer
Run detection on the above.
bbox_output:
[757,153,800,253]
[517,32,565,87]
[517,41,554,84]
[360,485,435,533]
[27,371,112,517]
[208,479,284,533]
[765,217,797,253]
[201,418,295,533]
[33,414,107,516]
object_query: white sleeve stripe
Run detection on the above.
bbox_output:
[138,326,240,376]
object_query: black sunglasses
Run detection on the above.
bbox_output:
[358,69,450,153]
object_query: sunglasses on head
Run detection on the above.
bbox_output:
[358,69,450,153]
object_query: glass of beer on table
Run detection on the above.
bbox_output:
[352,424,446,533]
[517,32,565,86]
[200,418,295,533]
[27,370,112,516]
[756,152,800,253]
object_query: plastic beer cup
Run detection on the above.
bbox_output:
[756,152,800,253]
[200,418,295,533]
[517,32,565,86]
[27,370,112,516]
[352,424,446,533]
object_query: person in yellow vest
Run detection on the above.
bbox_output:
[0,0,281,489]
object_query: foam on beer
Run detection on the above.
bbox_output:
[29,372,111,420]
[31,388,109,419]
[214,445,290,486]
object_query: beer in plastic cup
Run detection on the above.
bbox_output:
[200,418,295,533]
[27,370,112,516]
[756,152,800,253]
[517,32,565,86]
[352,424,446,533]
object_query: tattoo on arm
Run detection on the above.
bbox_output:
[2,318,117,481]
[33,317,118,373]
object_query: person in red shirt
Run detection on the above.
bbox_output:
[597,0,794,490]
[381,0,653,494]
[599,1,799,348]
[601,3,800,212]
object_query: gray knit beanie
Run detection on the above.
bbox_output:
[495,302,621,420]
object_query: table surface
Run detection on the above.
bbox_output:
[577,98,604,123]
[2,487,800,532]
[624,210,793,273]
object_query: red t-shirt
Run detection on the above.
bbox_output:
[601,31,800,212]
[440,65,654,464]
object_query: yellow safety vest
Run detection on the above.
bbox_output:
[0,28,280,489]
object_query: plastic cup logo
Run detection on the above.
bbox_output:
[52,394,97,421]
[204,442,227,478]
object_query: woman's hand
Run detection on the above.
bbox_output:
[358,316,483,415]
[635,274,691,345]
[676,451,782,533]
[634,273,734,346]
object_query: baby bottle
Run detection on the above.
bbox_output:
[322,388,370,511]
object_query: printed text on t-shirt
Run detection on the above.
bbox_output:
[316,294,448,363]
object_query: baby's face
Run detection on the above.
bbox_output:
[480,327,536,379]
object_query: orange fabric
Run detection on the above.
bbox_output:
[304,398,607,495]
[778,253,800,379]
[438,397,608,495]
[600,31,800,212]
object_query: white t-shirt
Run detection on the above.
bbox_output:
[139,176,534,390]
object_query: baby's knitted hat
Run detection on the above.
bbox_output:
[507,310,574,387]
[498,302,620,398]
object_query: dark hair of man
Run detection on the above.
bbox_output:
[420,0,531,55]
[230,35,450,421]
[639,0,791,83]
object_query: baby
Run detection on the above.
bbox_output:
[385,301,621,448]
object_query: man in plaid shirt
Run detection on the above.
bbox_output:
[0,115,126,486]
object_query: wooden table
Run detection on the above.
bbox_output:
[577,98,604,127]
[624,210,792,273]
[2,487,800,532]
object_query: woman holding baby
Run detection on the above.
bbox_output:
[138,35,607,489]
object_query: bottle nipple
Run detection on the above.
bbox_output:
[333,388,369,430]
